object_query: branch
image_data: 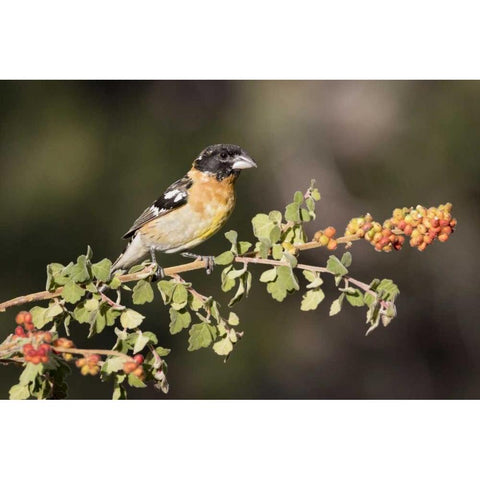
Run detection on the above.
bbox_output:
[0,232,364,313]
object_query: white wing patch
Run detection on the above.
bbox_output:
[164,189,180,199]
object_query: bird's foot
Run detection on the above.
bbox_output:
[149,263,165,282]
[181,252,215,274]
[149,247,165,282]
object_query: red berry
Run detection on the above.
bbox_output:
[133,354,144,365]
[15,326,25,337]
[87,354,101,366]
[24,312,33,324]
[23,344,34,354]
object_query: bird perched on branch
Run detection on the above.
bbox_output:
[111,144,257,277]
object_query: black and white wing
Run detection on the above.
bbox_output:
[122,175,193,239]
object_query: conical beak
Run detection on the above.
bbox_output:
[232,155,257,170]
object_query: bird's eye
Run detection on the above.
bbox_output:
[220,152,227,159]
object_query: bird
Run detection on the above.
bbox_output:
[111,144,257,277]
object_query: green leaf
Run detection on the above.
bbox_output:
[65,255,91,283]
[157,280,176,304]
[303,270,316,283]
[61,280,86,304]
[341,252,352,268]
[377,279,400,302]
[9,383,30,400]
[345,289,365,307]
[221,265,236,292]
[213,337,233,356]
[252,213,280,243]
[156,346,171,357]
[293,191,304,205]
[73,303,95,324]
[128,373,147,388]
[108,275,122,289]
[30,306,50,329]
[329,293,345,316]
[120,309,145,329]
[224,230,238,247]
[300,289,325,311]
[266,280,287,302]
[19,363,43,385]
[132,280,154,305]
[228,278,246,307]
[238,241,253,255]
[260,268,277,283]
[188,323,216,351]
[285,203,300,222]
[112,382,127,400]
[169,308,191,334]
[277,266,299,291]
[102,356,126,374]
[326,255,348,276]
[92,258,112,282]
[272,244,283,260]
[133,332,151,354]
[171,284,188,309]
[227,312,240,326]
[269,210,283,223]
[215,251,235,265]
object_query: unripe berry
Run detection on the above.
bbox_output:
[403,224,413,236]
[87,354,101,366]
[319,234,329,246]
[80,364,90,376]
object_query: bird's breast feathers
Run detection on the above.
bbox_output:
[138,169,236,253]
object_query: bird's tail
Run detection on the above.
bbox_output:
[111,235,149,274]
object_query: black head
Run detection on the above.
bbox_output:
[193,144,257,181]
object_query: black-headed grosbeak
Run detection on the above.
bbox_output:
[111,144,256,275]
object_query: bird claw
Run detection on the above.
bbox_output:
[150,264,165,282]
[181,252,215,274]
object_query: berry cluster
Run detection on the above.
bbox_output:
[23,342,51,364]
[76,354,101,376]
[313,226,337,250]
[123,354,145,380]
[345,204,456,252]
[53,337,75,361]
[14,311,34,337]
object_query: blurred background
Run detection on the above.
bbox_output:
[0,80,478,399]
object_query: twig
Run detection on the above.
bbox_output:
[0,232,367,313]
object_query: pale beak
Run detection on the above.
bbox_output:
[232,155,257,170]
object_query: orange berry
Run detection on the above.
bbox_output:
[15,312,26,325]
[123,361,137,374]
[323,226,336,238]
[80,365,90,376]
[25,322,35,332]
[418,242,427,252]
[24,312,32,324]
[438,233,449,242]
[132,366,145,380]
[42,332,52,343]
[327,239,337,250]
[76,358,87,368]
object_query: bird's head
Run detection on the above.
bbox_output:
[193,144,257,181]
